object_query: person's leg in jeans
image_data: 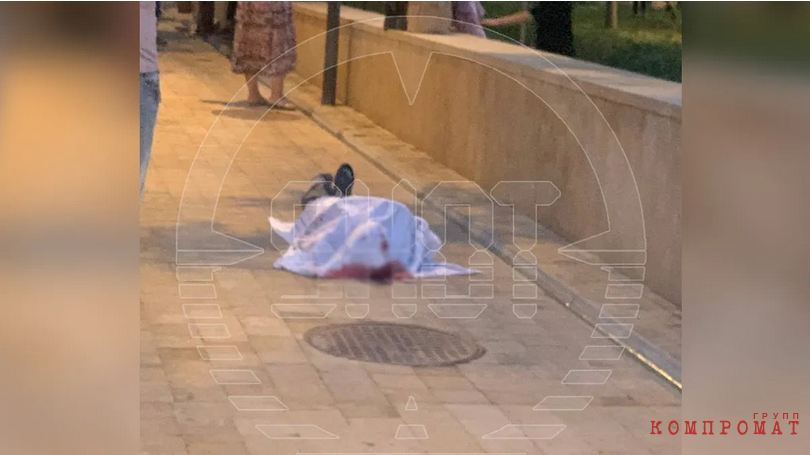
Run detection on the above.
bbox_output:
[140,72,160,197]
[301,174,336,207]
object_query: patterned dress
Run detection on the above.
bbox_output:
[231,1,297,77]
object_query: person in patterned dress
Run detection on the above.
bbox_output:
[231,1,297,108]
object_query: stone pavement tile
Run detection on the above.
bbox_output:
[533,428,629,455]
[430,388,491,405]
[298,434,372,455]
[265,364,324,389]
[142,366,174,404]
[190,315,250,343]
[265,364,335,409]
[639,432,680,455]
[267,388,336,412]
[216,268,268,294]
[140,280,181,302]
[371,373,429,391]
[476,340,530,365]
[219,381,281,399]
[457,364,553,393]
[499,404,565,425]
[336,399,401,419]
[455,324,521,345]
[142,401,180,434]
[227,297,282,320]
[154,311,194,326]
[580,432,656,454]
[282,319,333,339]
[241,437,321,455]
[444,403,513,436]
[185,441,249,455]
[159,348,227,386]
[320,367,389,404]
[241,316,292,337]
[397,405,486,453]
[141,329,162,367]
[442,402,540,454]
[418,374,477,390]
[159,348,224,381]
[262,408,349,434]
[379,387,440,410]
[148,322,200,349]
[478,438,539,455]
[232,416,284,438]
[343,417,423,453]
[170,383,230,406]
[361,362,416,376]
[611,372,682,407]
[174,411,262,452]
[250,335,310,365]
[481,389,546,407]
[141,435,188,455]
[592,391,637,407]
[198,342,264,367]
[413,365,465,377]
[548,407,654,454]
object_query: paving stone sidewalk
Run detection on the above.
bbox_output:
[141,14,679,455]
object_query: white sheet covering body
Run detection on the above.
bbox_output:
[269,196,476,280]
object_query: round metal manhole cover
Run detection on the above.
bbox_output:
[304,322,486,367]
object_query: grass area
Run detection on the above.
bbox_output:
[571,2,681,82]
[342,1,681,82]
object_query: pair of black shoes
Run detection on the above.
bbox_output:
[301,163,355,207]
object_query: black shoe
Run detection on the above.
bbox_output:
[334,163,354,197]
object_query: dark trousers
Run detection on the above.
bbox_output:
[532,2,574,57]
[384,2,408,30]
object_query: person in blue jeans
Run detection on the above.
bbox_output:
[141,1,160,197]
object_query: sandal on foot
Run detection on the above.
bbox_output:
[268,98,296,111]
[246,98,271,107]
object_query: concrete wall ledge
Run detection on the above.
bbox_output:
[294,2,681,118]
